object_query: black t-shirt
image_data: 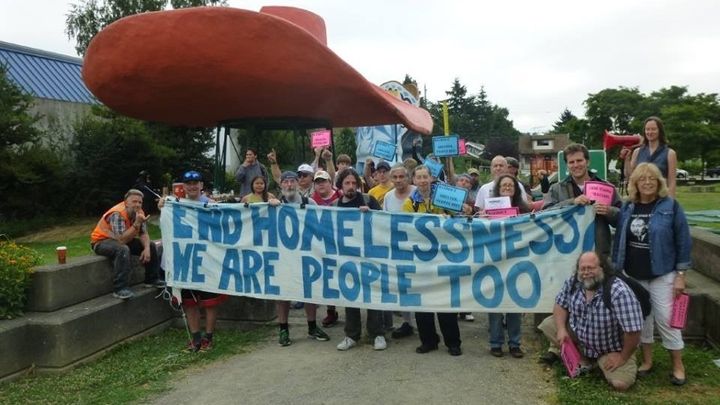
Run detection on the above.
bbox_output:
[336,193,381,210]
[624,201,655,280]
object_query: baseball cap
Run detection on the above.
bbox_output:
[467,168,480,176]
[297,163,314,174]
[313,170,331,181]
[376,161,391,171]
[281,171,299,182]
[182,170,203,182]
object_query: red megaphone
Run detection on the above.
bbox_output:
[603,130,642,150]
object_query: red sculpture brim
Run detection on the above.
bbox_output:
[82,7,433,134]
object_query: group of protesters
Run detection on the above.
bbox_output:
[92,116,691,390]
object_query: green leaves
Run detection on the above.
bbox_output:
[0,241,41,319]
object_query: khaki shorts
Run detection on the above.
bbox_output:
[538,315,637,388]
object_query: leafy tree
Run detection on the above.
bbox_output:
[552,108,590,145]
[583,87,645,148]
[66,0,227,56]
[0,65,70,219]
[333,127,357,163]
[662,92,720,173]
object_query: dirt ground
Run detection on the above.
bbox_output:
[150,309,555,405]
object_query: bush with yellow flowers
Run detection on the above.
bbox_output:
[0,241,41,319]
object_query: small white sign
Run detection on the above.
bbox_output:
[485,196,511,210]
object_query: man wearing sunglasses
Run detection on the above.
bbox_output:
[296,163,315,199]
[159,170,227,352]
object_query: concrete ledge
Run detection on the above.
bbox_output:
[0,318,34,379]
[217,296,277,322]
[690,228,720,283]
[24,286,175,369]
[26,256,145,312]
[686,271,720,346]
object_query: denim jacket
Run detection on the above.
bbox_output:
[612,196,692,277]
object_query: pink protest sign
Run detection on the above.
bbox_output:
[584,181,614,205]
[561,340,582,378]
[459,139,466,155]
[485,207,519,219]
[670,293,689,329]
[311,129,332,148]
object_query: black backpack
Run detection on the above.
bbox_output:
[570,273,651,318]
[602,273,652,318]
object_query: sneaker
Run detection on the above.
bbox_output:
[509,347,524,358]
[113,288,134,300]
[291,301,304,309]
[200,337,213,352]
[373,336,387,350]
[539,351,560,365]
[183,340,201,353]
[459,313,475,322]
[144,279,166,288]
[391,322,414,339]
[415,343,438,354]
[308,326,330,341]
[278,329,292,347]
[448,346,462,356]
[337,336,357,351]
[322,311,339,327]
[490,347,503,357]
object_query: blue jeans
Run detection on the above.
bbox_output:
[488,313,521,349]
[93,238,159,292]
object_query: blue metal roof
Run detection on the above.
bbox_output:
[0,40,96,104]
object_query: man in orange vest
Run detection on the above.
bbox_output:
[90,189,164,299]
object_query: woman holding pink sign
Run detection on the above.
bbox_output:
[612,162,692,386]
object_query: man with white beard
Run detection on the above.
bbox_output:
[537,252,643,391]
[268,171,330,346]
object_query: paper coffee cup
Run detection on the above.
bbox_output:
[56,246,67,264]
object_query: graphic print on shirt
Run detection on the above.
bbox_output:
[628,214,649,249]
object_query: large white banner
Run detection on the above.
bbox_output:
[161,200,595,312]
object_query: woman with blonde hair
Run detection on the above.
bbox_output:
[611,162,692,385]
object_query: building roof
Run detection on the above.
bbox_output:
[518,133,571,155]
[0,40,96,104]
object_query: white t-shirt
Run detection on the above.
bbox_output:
[383,185,417,212]
[474,180,528,209]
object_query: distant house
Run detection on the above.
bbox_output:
[518,133,571,179]
[0,40,96,137]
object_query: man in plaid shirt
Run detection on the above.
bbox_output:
[538,251,643,391]
[91,189,165,299]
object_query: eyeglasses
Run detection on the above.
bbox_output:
[500,183,515,189]
[298,172,312,178]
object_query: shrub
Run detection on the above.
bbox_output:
[0,241,41,319]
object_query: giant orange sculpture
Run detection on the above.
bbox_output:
[82,6,433,134]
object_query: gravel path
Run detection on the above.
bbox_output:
[151,309,554,405]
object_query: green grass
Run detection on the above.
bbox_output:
[551,343,720,404]
[15,221,162,266]
[676,186,720,231]
[676,186,720,213]
[0,326,271,404]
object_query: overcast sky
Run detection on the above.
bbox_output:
[2,0,719,133]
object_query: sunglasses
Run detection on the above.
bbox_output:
[298,172,312,178]
[183,171,202,181]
